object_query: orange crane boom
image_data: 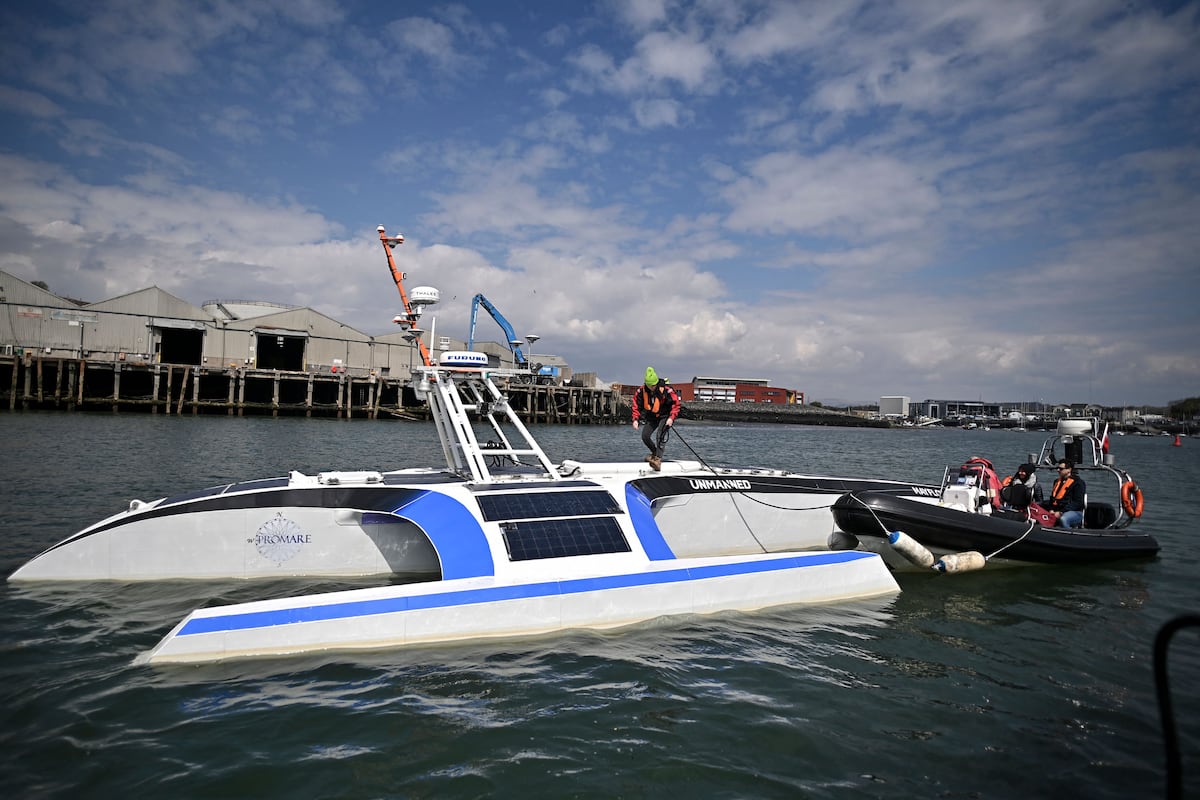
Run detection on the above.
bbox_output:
[377,226,433,367]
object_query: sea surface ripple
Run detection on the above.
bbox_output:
[1,413,1196,798]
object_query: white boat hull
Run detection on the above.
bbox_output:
[140,550,897,664]
[11,464,931,582]
[9,486,446,582]
[11,349,913,665]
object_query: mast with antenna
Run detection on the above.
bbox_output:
[377,225,437,367]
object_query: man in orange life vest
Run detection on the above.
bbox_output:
[1048,460,1087,528]
[631,366,679,472]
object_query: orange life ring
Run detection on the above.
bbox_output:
[1121,481,1144,518]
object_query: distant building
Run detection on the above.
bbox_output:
[688,376,802,404]
[688,376,765,402]
[569,372,608,389]
[879,396,910,417]
[913,399,1003,420]
[617,375,802,405]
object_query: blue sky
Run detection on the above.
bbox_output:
[1,0,1197,407]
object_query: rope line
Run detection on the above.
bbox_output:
[845,491,894,537]
[666,426,842,553]
[982,518,1037,560]
[670,427,837,513]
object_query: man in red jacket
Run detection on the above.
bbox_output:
[631,366,679,471]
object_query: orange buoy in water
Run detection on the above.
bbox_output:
[1174,435,1182,447]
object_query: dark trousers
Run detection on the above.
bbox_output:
[641,417,668,457]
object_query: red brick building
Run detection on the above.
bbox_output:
[618,376,803,405]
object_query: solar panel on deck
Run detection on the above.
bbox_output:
[228,477,290,492]
[503,518,630,561]
[477,491,621,522]
[159,483,234,507]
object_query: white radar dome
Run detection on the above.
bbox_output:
[1056,419,1093,436]
[410,287,440,305]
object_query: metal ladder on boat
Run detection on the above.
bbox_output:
[424,364,563,484]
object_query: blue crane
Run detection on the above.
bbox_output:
[467,293,529,365]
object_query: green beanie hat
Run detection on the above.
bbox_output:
[644,366,658,386]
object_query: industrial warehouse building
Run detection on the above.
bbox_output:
[2,269,430,377]
[2,268,797,420]
[0,269,609,421]
[0,268,569,378]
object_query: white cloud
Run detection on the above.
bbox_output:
[628,30,717,91]
[571,29,718,95]
[0,85,64,118]
[612,0,673,30]
[722,149,941,240]
[631,97,685,128]
[388,17,461,66]
[722,0,856,63]
[0,1,1196,406]
[206,106,263,144]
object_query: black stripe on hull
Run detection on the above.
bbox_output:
[36,486,431,559]
[36,478,614,561]
[632,475,931,501]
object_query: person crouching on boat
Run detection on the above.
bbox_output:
[1047,460,1086,528]
[1000,463,1043,510]
[631,366,679,471]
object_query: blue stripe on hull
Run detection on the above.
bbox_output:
[392,491,493,579]
[625,483,675,560]
[178,551,874,637]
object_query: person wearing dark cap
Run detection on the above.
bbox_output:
[1000,462,1043,510]
[631,366,679,471]
[1047,460,1086,528]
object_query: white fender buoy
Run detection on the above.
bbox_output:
[827,530,860,551]
[934,551,987,574]
[888,530,935,568]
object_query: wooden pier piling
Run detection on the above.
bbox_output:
[0,355,621,424]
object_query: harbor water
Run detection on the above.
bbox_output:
[1,413,1197,798]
